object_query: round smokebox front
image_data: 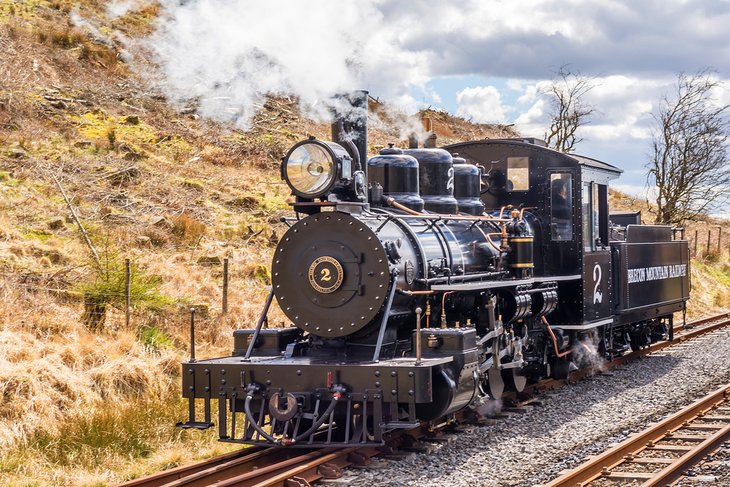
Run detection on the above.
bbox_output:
[272,212,391,338]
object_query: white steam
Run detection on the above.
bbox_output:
[572,334,606,373]
[139,0,433,130]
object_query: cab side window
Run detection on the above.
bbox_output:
[550,173,573,241]
[583,182,609,250]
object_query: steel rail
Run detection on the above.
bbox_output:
[118,447,268,487]
[543,383,730,486]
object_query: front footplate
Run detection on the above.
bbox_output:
[180,356,452,447]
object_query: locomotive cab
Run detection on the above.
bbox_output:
[443,139,621,328]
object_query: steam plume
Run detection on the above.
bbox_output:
[130,0,433,130]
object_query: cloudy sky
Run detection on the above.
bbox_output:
[129,0,730,196]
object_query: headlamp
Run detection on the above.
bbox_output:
[282,137,356,199]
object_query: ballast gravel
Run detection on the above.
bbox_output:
[336,325,730,487]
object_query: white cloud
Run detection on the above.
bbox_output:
[455,86,509,123]
[514,99,547,138]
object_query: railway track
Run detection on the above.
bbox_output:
[119,443,381,487]
[119,312,730,487]
[543,383,730,486]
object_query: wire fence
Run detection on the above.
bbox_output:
[1,254,256,334]
[689,226,727,259]
[1,225,722,333]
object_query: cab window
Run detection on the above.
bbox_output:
[550,173,573,241]
[583,182,608,250]
[507,157,529,191]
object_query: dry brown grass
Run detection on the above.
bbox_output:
[1,2,724,485]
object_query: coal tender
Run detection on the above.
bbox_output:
[180,91,690,447]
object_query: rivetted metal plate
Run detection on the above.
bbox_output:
[272,212,391,338]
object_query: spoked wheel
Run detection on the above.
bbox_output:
[503,367,527,392]
[487,367,505,399]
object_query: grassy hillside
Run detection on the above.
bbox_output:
[0,2,727,486]
[0,2,519,485]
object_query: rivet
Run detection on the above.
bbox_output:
[375,371,381,377]
[297,370,302,375]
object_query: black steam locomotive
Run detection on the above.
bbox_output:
[180,92,690,447]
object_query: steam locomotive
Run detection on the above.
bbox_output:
[179,92,690,447]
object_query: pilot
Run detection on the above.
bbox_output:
[551,179,571,239]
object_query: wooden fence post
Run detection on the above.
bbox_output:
[718,226,722,253]
[125,258,131,328]
[707,230,711,253]
[694,229,698,256]
[222,258,229,314]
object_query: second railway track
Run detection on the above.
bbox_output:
[544,383,730,487]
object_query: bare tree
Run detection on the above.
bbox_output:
[543,66,596,153]
[647,70,730,225]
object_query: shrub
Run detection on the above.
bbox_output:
[77,259,173,332]
[171,213,206,243]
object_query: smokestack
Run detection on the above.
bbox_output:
[422,116,437,148]
[331,90,369,181]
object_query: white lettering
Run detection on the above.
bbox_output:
[626,264,686,284]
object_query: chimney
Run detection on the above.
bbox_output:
[331,91,369,180]
[422,116,437,148]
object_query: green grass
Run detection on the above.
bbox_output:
[694,259,730,286]
[23,229,52,242]
[138,324,174,353]
[1,390,187,476]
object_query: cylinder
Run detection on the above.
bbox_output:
[368,147,424,211]
[403,148,458,214]
[453,158,484,216]
[531,288,558,317]
[508,236,534,270]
